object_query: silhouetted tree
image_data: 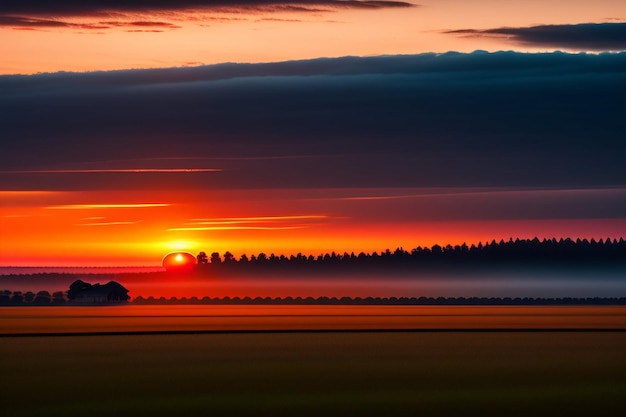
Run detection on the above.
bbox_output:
[67,280,91,301]
[197,251,208,264]
[52,291,66,305]
[210,252,221,264]
[11,291,24,305]
[33,291,51,305]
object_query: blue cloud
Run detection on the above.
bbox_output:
[1,51,624,190]
[447,23,626,51]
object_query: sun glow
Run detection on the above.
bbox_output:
[162,251,197,272]
[164,240,200,251]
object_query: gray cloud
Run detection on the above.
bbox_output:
[1,51,624,191]
[447,22,626,51]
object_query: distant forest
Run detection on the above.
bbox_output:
[190,238,625,275]
[0,290,66,306]
[131,296,626,306]
[1,238,624,306]
[1,290,625,306]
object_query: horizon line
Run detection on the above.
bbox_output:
[1,235,623,269]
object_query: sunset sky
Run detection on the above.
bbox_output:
[1,1,625,266]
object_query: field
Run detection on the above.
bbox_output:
[2,306,625,416]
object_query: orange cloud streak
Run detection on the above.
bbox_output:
[4,169,221,173]
[77,221,141,226]
[46,203,170,209]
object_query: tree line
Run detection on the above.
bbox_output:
[193,237,625,271]
[133,295,626,306]
[3,291,625,305]
[0,290,66,305]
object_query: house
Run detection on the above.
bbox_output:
[67,280,130,304]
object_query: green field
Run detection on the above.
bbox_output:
[2,331,625,416]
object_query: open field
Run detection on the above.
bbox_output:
[1,305,625,335]
[2,330,626,416]
[2,306,625,416]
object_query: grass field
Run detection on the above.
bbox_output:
[2,331,625,416]
[2,305,626,334]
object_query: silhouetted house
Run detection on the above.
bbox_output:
[67,280,130,304]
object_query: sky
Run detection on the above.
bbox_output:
[1,0,625,267]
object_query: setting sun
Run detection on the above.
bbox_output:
[162,251,196,272]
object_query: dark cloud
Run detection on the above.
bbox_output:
[0,1,415,30]
[124,21,182,28]
[0,51,624,191]
[0,15,71,28]
[0,1,415,15]
[329,1,412,8]
[447,23,626,51]
[256,17,304,22]
[0,15,180,30]
[125,29,165,32]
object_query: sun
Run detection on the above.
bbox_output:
[162,251,197,272]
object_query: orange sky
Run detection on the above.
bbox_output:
[2,188,624,266]
[1,0,624,75]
